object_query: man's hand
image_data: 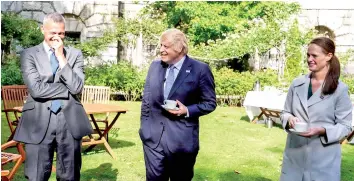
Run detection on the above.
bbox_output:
[168,100,188,117]
[299,127,326,137]
[51,36,67,68]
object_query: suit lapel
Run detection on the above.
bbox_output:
[307,83,329,107]
[294,75,309,119]
[36,43,52,75]
[167,57,192,99]
[158,61,167,101]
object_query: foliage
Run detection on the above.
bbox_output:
[338,49,354,72]
[142,1,301,61]
[75,16,166,58]
[213,67,280,106]
[341,75,354,94]
[1,55,23,85]
[1,12,42,62]
[283,20,316,83]
[85,61,147,101]
[143,1,300,45]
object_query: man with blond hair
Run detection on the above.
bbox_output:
[139,28,217,181]
[14,12,93,181]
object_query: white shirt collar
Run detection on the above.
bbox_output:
[172,56,186,70]
[42,41,52,54]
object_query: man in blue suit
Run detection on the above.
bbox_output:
[139,28,217,181]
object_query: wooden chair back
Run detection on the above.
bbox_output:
[81,85,110,104]
[1,140,25,180]
[1,85,28,137]
[1,85,28,110]
[80,85,111,141]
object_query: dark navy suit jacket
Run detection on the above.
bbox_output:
[139,56,217,153]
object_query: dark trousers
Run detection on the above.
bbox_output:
[24,112,82,181]
[143,131,198,181]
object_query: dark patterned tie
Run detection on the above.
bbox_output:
[49,49,61,113]
[164,65,175,100]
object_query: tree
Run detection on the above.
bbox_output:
[141,2,306,67]
[1,12,43,63]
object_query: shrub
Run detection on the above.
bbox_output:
[1,55,23,85]
[213,67,280,106]
[85,61,147,101]
[1,12,42,61]
[341,75,354,94]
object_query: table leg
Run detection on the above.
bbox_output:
[102,137,117,160]
[84,113,122,160]
[252,111,264,123]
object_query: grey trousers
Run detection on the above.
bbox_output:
[25,112,82,181]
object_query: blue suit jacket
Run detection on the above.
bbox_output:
[139,56,217,153]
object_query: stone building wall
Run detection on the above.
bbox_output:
[1,1,122,64]
[297,1,354,53]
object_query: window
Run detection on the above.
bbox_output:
[145,44,157,54]
[65,31,81,45]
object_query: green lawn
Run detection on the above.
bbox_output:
[2,101,353,181]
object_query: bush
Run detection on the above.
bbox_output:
[341,75,354,94]
[213,67,280,106]
[1,12,42,62]
[1,55,23,85]
[85,61,147,101]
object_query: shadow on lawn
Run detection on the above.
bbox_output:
[194,168,273,181]
[108,138,135,149]
[81,163,118,181]
[82,138,135,155]
[240,115,250,122]
[240,115,284,130]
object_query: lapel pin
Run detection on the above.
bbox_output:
[186,70,190,73]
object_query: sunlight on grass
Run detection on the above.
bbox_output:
[2,101,353,181]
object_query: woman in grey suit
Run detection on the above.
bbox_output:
[280,37,353,181]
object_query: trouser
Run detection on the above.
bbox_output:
[143,130,198,181]
[25,112,82,181]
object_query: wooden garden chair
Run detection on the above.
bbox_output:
[1,85,28,141]
[81,85,111,141]
[1,140,26,181]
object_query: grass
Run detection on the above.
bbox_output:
[2,101,353,181]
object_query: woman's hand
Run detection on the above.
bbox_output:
[288,116,300,129]
[299,127,326,137]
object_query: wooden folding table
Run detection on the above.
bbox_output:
[13,103,127,160]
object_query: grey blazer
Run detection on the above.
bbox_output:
[14,43,93,144]
[280,74,352,181]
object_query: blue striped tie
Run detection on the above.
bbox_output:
[164,65,175,100]
[50,49,61,113]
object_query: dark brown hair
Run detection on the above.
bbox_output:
[309,37,340,95]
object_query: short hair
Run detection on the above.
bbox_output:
[43,12,66,25]
[160,28,188,55]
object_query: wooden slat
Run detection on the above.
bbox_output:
[1,85,28,110]
[81,85,110,104]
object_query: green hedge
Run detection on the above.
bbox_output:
[85,61,147,101]
[213,67,283,106]
[1,55,23,86]
[341,75,354,94]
